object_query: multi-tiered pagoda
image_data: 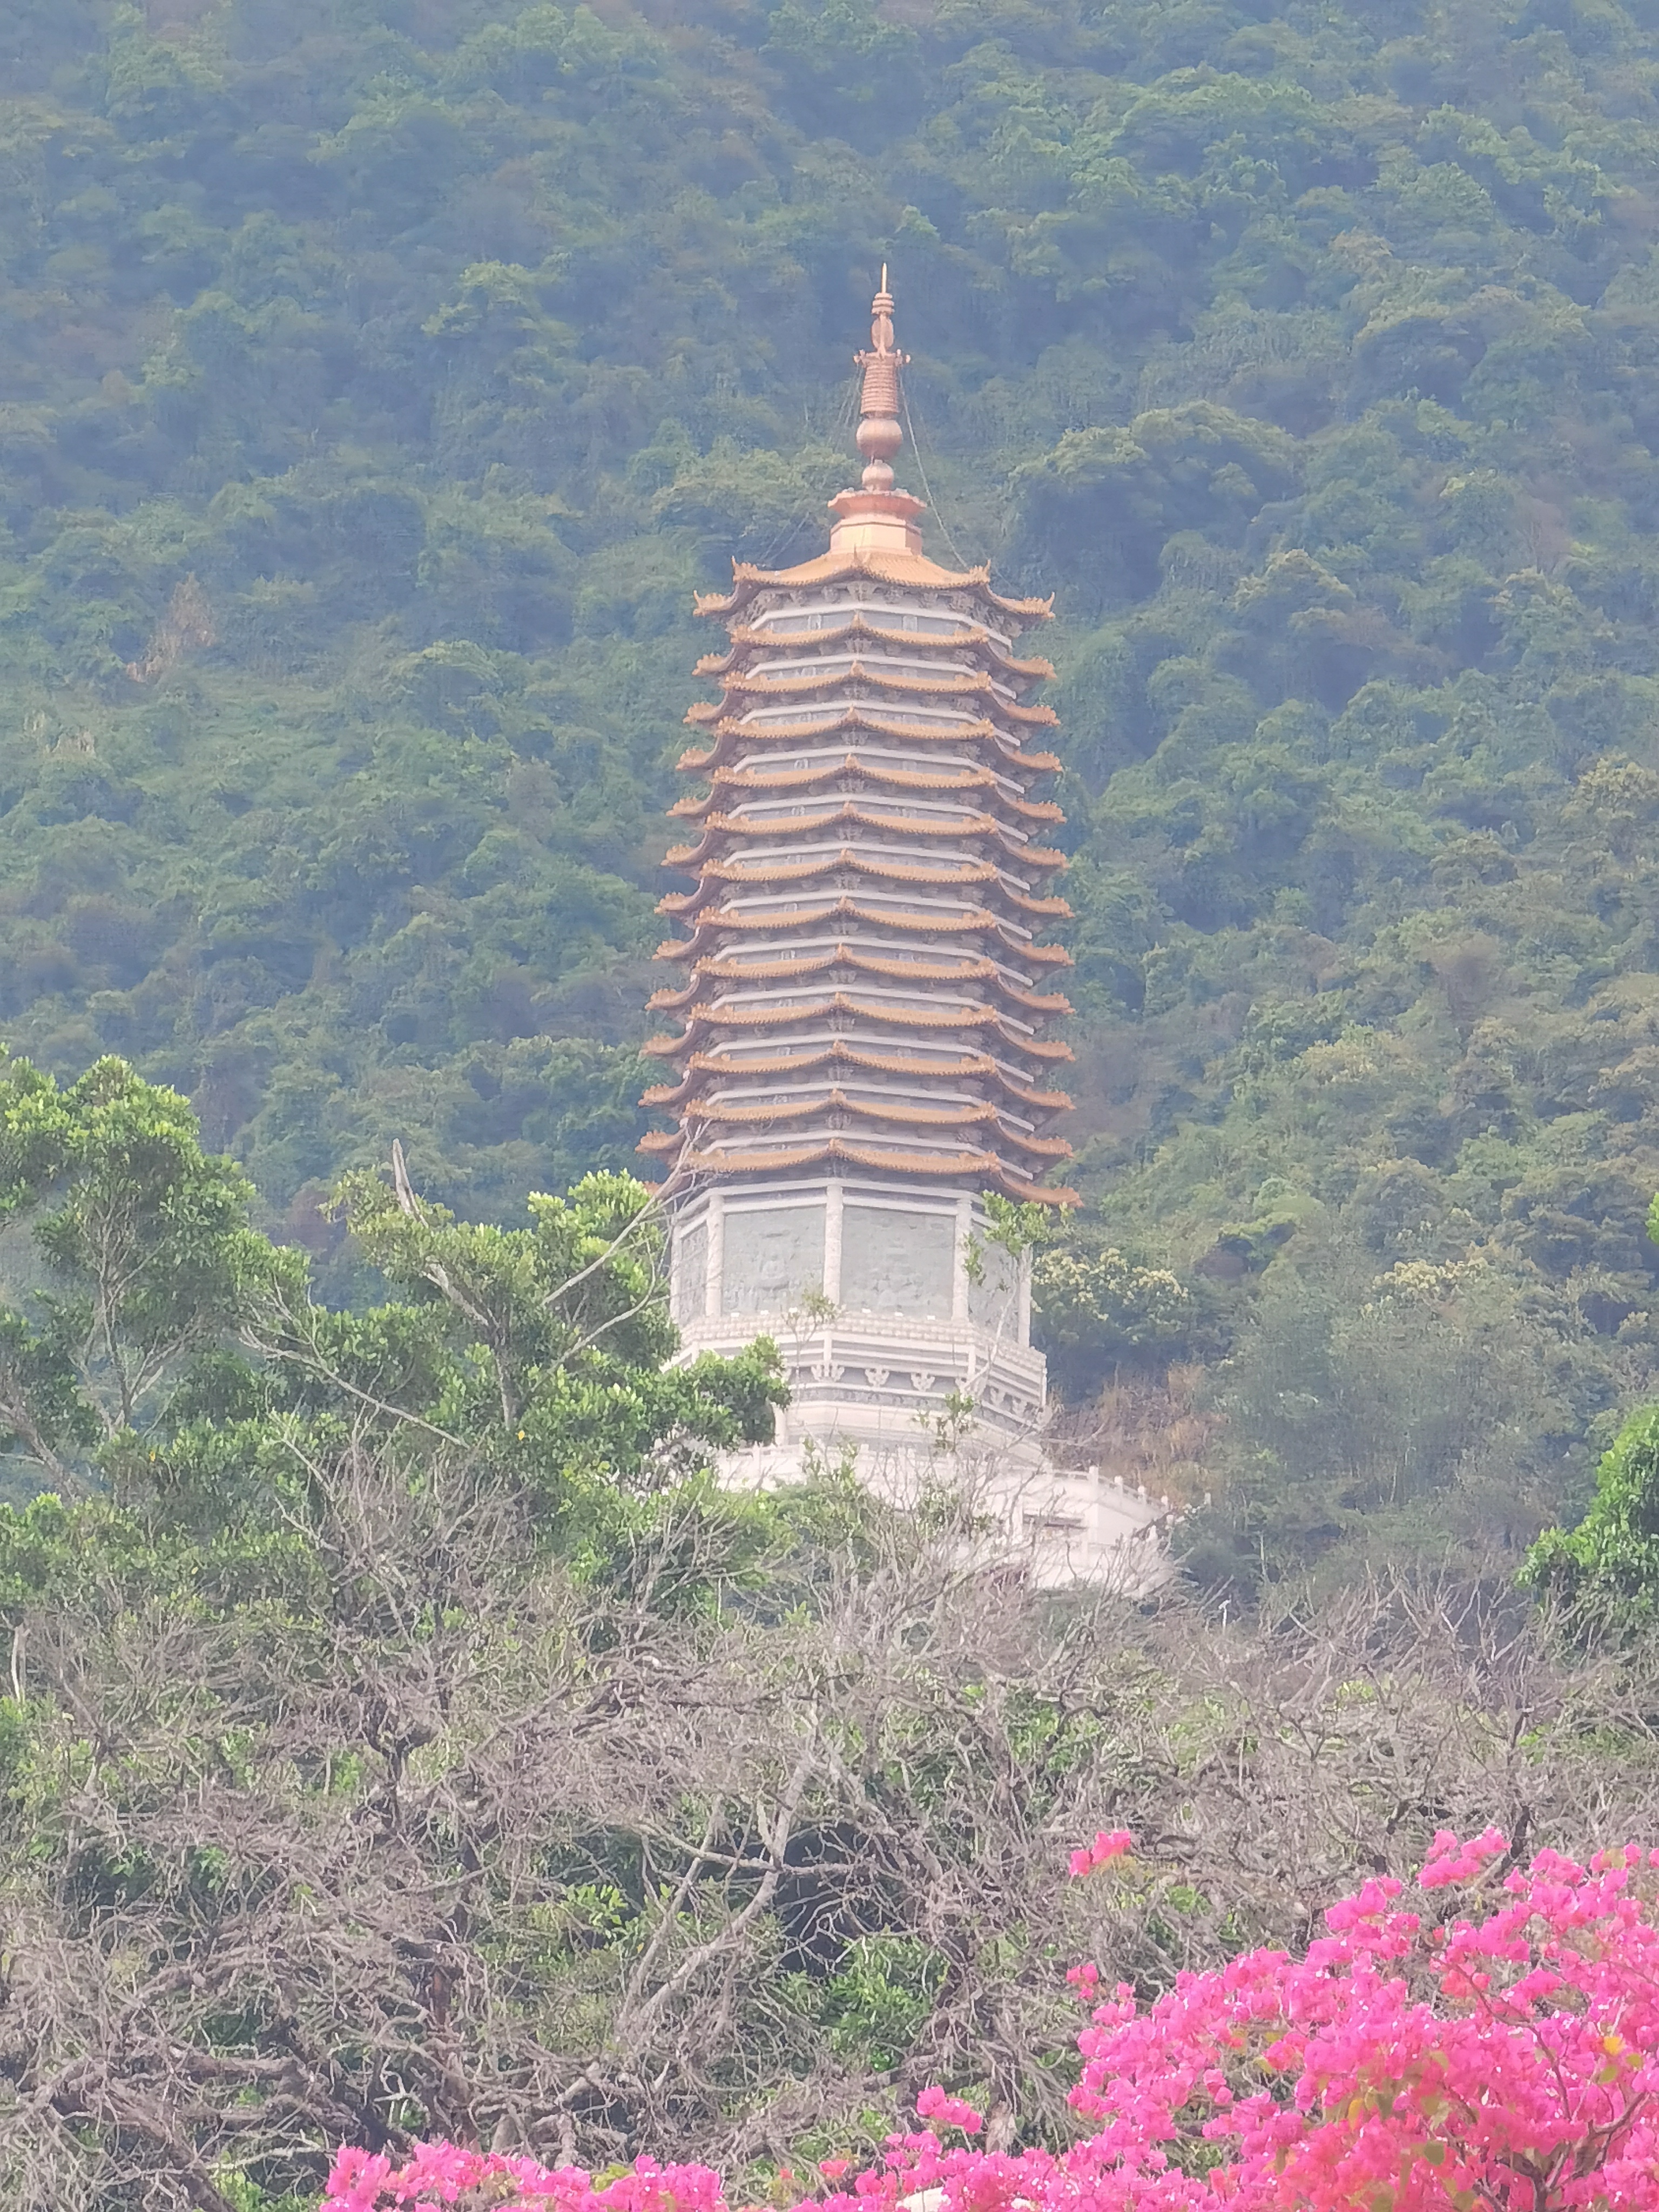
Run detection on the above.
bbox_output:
[640,279,1164,1581]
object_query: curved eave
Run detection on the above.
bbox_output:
[651,901,1072,966]
[693,547,1054,623]
[679,721,1063,776]
[646,1131,1077,1206]
[680,1090,1073,1159]
[667,757,1064,824]
[695,617,1055,681]
[678,709,1050,768]
[656,852,1074,918]
[642,994,1075,1056]
[686,669,1057,724]
[642,1042,1071,1113]
[664,808,1067,872]
[648,948,1071,1015]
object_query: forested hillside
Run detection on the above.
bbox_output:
[9,0,1659,1577]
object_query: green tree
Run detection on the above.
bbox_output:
[1522,1405,1659,1622]
[0,1054,263,1488]
[0,1055,784,1549]
[1521,1179,1659,1620]
[1032,1239,1207,1399]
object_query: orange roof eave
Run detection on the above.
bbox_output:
[694,617,1056,680]
[676,731,1062,777]
[683,707,1008,755]
[663,809,1068,872]
[648,947,1071,1013]
[643,1040,1073,1115]
[669,757,1063,818]
[642,993,1077,1057]
[669,1131,1077,1205]
[660,850,1072,901]
[651,903,1072,964]
[693,546,1053,623]
[693,666,1058,724]
[658,852,1003,910]
[682,1089,1075,1158]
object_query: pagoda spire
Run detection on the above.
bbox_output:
[828,267,925,557]
[853,266,908,493]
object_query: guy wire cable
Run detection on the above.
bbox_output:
[832,367,860,445]
[748,493,812,574]
[901,376,974,571]
[750,370,862,572]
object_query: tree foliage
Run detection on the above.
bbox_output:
[1525,1402,1659,1623]
[0,1055,782,1546]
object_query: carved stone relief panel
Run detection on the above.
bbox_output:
[841,1205,954,1318]
[968,1232,1021,1341]
[721,1204,826,1315]
[674,1219,706,1323]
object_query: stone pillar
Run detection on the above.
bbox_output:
[824,1179,845,1305]
[705,1191,724,1319]
[952,1192,974,1324]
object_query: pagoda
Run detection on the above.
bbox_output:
[640,277,1166,1581]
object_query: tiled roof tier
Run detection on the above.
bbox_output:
[663,808,1068,871]
[640,1041,1071,1113]
[659,859,1073,920]
[644,509,1074,1203]
[678,714,1063,776]
[643,1106,1065,1160]
[675,1087,1071,1151]
[655,1132,1079,1203]
[643,991,1074,1044]
[695,617,1055,682]
[685,668,1058,721]
[657,1130,1077,1208]
[652,900,1073,965]
[668,759,1064,824]
[647,947,1071,1014]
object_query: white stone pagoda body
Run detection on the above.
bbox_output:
[640,280,1167,1587]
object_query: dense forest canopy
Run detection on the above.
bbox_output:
[8,0,1659,1575]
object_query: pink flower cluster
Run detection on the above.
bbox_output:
[914,2087,983,2134]
[1069,1831,1133,1878]
[322,2149,728,2212]
[321,1833,1659,2212]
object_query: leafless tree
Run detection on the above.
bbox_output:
[2,1461,1657,2210]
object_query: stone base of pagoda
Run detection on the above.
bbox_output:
[676,1306,1048,1437]
[673,1309,1171,1591]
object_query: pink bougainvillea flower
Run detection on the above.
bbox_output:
[1068,1829,1134,1877]
[914,2086,983,2134]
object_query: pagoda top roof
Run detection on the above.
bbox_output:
[695,544,1053,623]
[696,276,1052,629]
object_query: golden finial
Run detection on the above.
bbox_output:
[853,266,908,493]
